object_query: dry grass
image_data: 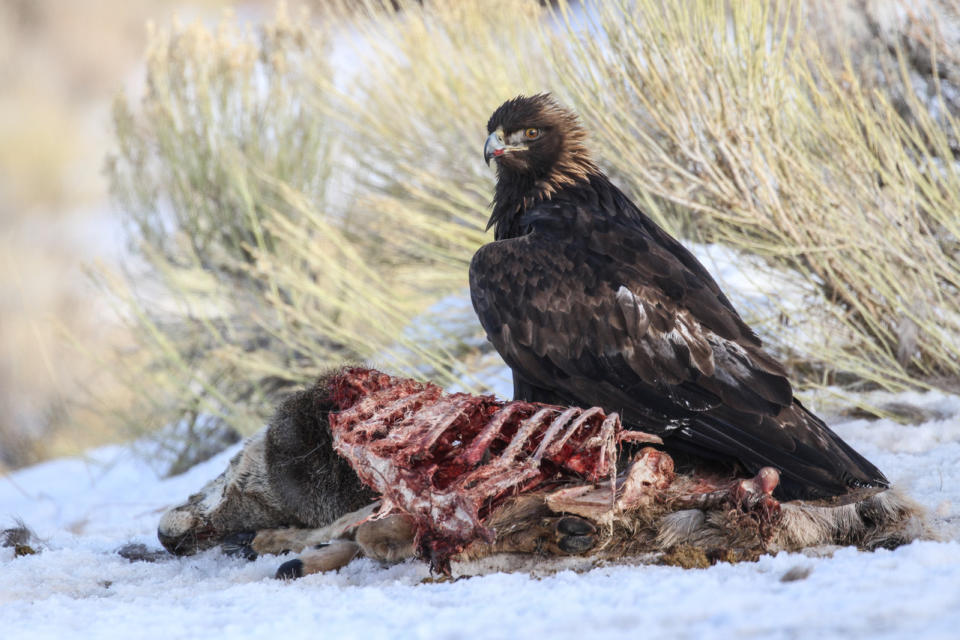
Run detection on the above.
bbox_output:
[0,0,312,470]
[562,0,960,392]
[103,0,960,448]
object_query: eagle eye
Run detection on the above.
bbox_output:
[524,128,541,140]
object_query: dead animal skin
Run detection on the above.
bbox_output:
[157,369,932,578]
[157,375,374,557]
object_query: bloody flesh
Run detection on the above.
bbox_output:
[326,368,641,570]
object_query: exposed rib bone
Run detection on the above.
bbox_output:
[502,407,555,461]
[327,368,623,572]
[544,406,604,458]
[360,389,434,434]
[532,407,581,461]
[326,368,797,574]
[456,404,525,467]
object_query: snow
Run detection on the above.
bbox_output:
[2,394,960,639]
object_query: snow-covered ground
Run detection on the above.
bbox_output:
[2,390,960,640]
[2,242,958,639]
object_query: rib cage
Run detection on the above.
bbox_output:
[327,368,656,568]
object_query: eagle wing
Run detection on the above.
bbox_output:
[469,211,887,501]
[469,218,792,419]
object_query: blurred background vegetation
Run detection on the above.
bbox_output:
[4,0,960,475]
[0,0,286,471]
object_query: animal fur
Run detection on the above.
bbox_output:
[157,375,373,556]
[158,370,930,579]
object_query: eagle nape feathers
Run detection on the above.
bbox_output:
[470,93,888,504]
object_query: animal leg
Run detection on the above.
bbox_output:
[276,540,361,579]
[663,466,783,547]
[545,446,676,522]
[353,514,417,563]
[455,494,600,561]
[673,467,781,514]
[457,514,599,559]
[269,511,416,580]
[223,502,380,559]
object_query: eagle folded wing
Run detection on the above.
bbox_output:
[470,230,792,422]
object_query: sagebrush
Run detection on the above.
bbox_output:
[105,0,960,453]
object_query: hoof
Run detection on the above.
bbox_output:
[554,515,597,554]
[222,532,258,561]
[558,534,596,554]
[276,558,304,580]
[557,516,597,536]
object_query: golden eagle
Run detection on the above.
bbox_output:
[470,94,888,503]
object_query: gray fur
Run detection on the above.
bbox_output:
[263,377,374,528]
[158,430,292,555]
[158,376,372,555]
[159,382,931,575]
[654,488,930,555]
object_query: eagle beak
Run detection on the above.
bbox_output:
[484,132,505,166]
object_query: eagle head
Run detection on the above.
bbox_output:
[484,93,598,199]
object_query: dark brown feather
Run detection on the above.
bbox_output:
[471,95,888,502]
